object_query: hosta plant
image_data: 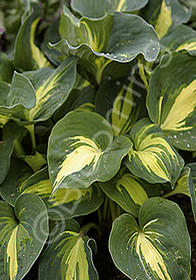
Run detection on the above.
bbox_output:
[0,0,196,279]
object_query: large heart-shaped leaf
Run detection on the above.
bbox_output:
[71,0,148,18]
[39,221,98,280]
[0,193,49,280]
[147,52,196,151]
[0,122,26,184]
[20,167,104,220]
[109,197,191,280]
[125,118,184,186]
[52,7,160,84]
[48,110,132,192]
[14,4,49,71]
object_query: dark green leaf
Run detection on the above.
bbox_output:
[109,197,191,280]
[0,193,49,280]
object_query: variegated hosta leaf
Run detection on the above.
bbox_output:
[24,57,77,122]
[39,221,99,280]
[100,173,148,217]
[0,159,32,206]
[109,197,191,280]
[163,166,196,222]
[0,58,77,124]
[0,81,11,126]
[41,18,62,67]
[183,0,196,21]
[49,74,96,123]
[14,4,50,71]
[125,118,184,186]
[154,0,172,38]
[188,162,196,186]
[0,122,26,185]
[161,25,196,56]
[147,52,196,151]
[19,167,104,220]
[71,0,148,18]
[164,166,193,198]
[0,71,36,122]
[187,163,196,221]
[0,194,49,280]
[0,52,13,83]
[95,67,146,136]
[141,0,191,39]
[19,151,46,172]
[52,7,160,85]
[48,110,132,192]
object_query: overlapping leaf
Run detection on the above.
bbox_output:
[71,0,148,18]
[41,18,62,67]
[14,4,50,71]
[19,167,104,220]
[163,166,196,221]
[0,122,26,185]
[141,0,191,38]
[109,197,191,280]
[0,158,32,206]
[53,74,96,122]
[147,52,196,151]
[0,72,36,122]
[24,57,77,122]
[100,173,148,217]
[161,25,196,56]
[95,66,146,136]
[0,53,13,83]
[39,220,98,280]
[125,118,184,186]
[48,110,132,192]
[0,57,77,123]
[51,7,160,84]
[187,163,196,221]
[0,194,49,280]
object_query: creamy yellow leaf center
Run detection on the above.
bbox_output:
[53,136,102,191]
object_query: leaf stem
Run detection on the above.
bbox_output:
[109,199,118,222]
[80,223,100,237]
[26,124,36,150]
[14,139,25,156]
[103,196,109,221]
